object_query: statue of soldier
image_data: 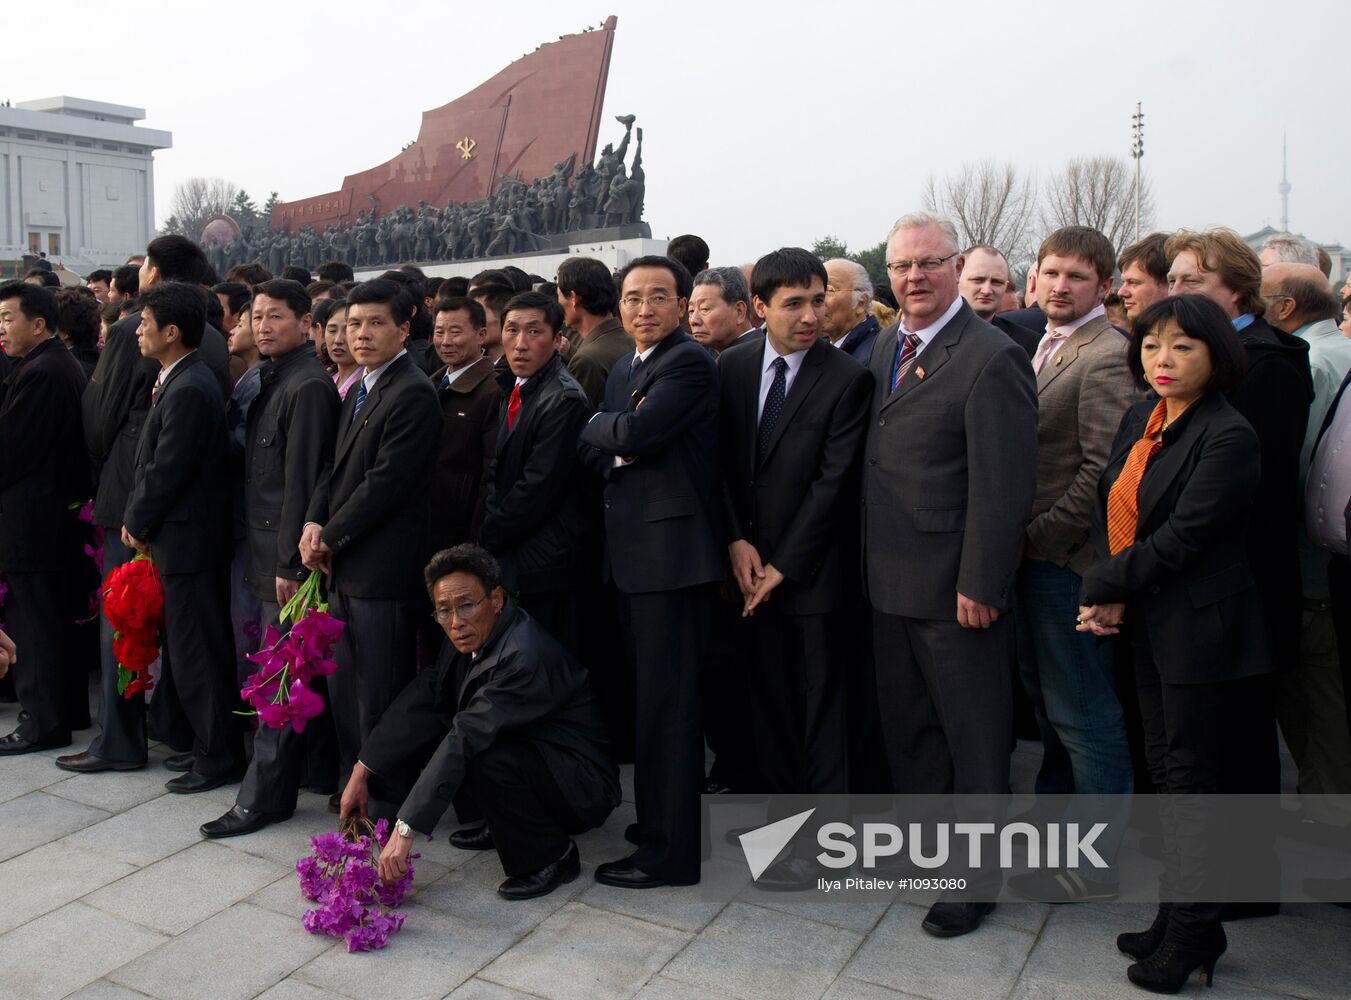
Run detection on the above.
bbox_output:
[628,128,646,223]
[268,231,285,275]
[302,226,320,270]
[330,224,351,266]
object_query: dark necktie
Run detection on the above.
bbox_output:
[439,372,451,391]
[890,332,922,392]
[507,383,522,429]
[151,375,164,406]
[629,354,643,384]
[757,357,789,461]
[350,378,367,424]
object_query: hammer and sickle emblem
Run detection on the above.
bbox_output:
[456,136,477,161]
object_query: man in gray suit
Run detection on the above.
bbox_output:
[1010,227,1143,902]
[862,212,1037,938]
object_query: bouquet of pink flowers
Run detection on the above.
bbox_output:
[296,817,416,952]
[239,570,343,731]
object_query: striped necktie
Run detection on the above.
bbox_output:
[890,333,922,392]
[350,378,368,424]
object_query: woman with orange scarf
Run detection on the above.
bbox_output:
[1078,294,1274,994]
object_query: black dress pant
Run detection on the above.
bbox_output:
[327,590,420,784]
[749,606,848,795]
[517,589,584,665]
[89,534,191,763]
[872,610,1012,795]
[464,739,584,876]
[5,571,81,743]
[1132,631,1277,944]
[237,599,339,812]
[160,569,242,778]
[618,585,710,883]
[703,587,761,791]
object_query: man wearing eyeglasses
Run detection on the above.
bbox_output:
[479,290,595,660]
[862,212,1037,937]
[580,254,721,889]
[340,544,620,900]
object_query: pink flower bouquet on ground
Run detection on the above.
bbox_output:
[239,570,343,731]
[296,816,416,951]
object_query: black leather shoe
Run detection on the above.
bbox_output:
[55,751,145,773]
[449,824,494,851]
[921,900,996,938]
[164,751,195,772]
[752,857,817,892]
[594,856,695,889]
[166,770,237,794]
[1118,904,1171,960]
[200,805,293,839]
[498,841,580,900]
[0,731,69,755]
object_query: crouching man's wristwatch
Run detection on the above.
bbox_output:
[395,819,413,839]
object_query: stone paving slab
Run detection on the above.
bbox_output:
[0,789,110,862]
[477,902,691,1000]
[660,901,865,1000]
[292,903,509,1000]
[108,903,336,1000]
[0,901,167,1000]
[85,839,288,935]
[0,841,137,936]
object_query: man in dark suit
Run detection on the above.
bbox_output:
[863,213,1038,936]
[201,279,340,837]
[579,255,721,888]
[62,235,232,773]
[960,245,1041,358]
[428,297,501,552]
[471,283,515,397]
[0,282,91,753]
[822,258,881,363]
[558,256,633,407]
[1166,231,1313,717]
[717,249,872,884]
[480,291,594,657]
[118,282,241,790]
[340,545,620,900]
[301,278,441,796]
[689,267,758,355]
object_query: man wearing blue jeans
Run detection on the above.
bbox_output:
[1011,226,1145,900]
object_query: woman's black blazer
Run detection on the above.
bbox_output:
[1082,391,1272,684]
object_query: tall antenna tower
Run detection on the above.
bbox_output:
[1278,131,1291,233]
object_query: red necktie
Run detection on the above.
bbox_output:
[507,383,521,429]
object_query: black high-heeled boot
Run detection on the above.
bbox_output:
[1117,904,1171,959]
[1126,924,1227,994]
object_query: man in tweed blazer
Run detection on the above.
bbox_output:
[1012,227,1146,902]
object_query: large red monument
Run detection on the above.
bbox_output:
[271,16,619,232]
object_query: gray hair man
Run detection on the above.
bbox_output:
[689,266,756,354]
[822,258,878,363]
[1260,233,1319,268]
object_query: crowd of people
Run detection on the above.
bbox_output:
[1,212,1349,995]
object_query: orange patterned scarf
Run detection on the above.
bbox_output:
[1106,400,1168,555]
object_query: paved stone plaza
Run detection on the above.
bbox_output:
[2,694,1348,1000]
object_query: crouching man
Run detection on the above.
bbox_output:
[339,544,620,900]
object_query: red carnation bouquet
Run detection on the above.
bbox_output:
[240,570,344,731]
[101,554,166,698]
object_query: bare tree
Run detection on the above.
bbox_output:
[922,160,1038,264]
[1040,156,1154,252]
[162,177,242,239]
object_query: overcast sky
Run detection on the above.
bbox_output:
[14,0,1342,265]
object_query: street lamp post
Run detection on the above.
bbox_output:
[1131,102,1145,243]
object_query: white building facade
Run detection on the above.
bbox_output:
[0,96,171,274]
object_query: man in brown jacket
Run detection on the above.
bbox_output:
[558,256,632,407]
[1013,226,1145,901]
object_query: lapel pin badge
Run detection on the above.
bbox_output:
[915,367,925,380]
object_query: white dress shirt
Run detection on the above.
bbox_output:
[757,339,809,420]
[900,294,965,352]
[1032,304,1105,373]
[360,348,408,394]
